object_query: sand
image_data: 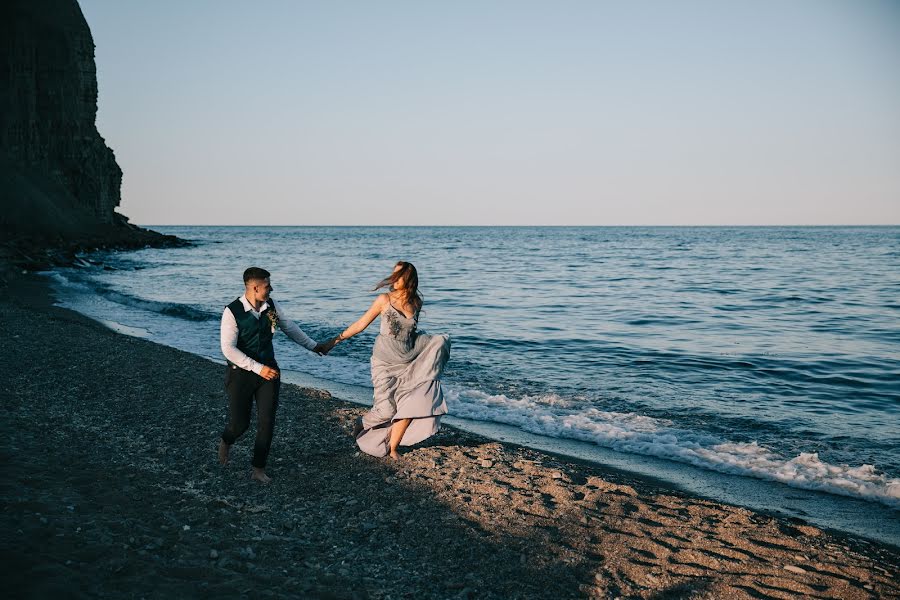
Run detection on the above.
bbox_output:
[2,274,898,599]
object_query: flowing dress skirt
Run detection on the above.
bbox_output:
[355,332,450,457]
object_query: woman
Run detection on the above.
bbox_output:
[322,261,450,458]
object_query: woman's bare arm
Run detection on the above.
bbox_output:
[327,294,388,349]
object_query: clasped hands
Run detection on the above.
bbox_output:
[312,335,342,356]
[259,335,340,380]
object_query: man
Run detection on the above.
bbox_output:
[218,267,327,483]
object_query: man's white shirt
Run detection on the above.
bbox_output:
[220,295,317,374]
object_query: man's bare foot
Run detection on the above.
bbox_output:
[389,449,401,459]
[251,468,272,484]
[218,440,230,465]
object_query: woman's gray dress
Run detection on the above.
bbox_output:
[355,303,450,457]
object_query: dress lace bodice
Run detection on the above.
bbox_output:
[379,302,418,344]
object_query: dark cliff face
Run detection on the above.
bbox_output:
[0,0,182,272]
[1,0,120,233]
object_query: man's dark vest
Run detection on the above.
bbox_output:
[227,297,277,368]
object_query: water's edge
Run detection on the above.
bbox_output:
[41,238,900,549]
[277,365,899,548]
[66,290,900,547]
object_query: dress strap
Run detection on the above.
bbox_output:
[388,300,416,320]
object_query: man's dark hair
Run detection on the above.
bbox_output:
[243,267,271,284]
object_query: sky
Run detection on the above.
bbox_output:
[78,0,900,226]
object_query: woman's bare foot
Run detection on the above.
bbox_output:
[250,468,272,484]
[389,449,401,459]
[218,440,230,465]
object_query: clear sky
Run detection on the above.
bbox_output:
[78,0,900,226]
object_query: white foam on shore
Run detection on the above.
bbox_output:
[444,388,900,508]
[44,268,900,510]
[47,271,88,290]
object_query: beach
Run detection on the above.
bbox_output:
[4,1,898,596]
[2,274,898,599]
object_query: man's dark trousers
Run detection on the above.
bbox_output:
[221,365,280,468]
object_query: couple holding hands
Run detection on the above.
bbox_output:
[217,262,450,483]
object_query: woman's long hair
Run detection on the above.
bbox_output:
[375,261,423,313]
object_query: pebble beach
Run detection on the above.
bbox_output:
[2,275,898,599]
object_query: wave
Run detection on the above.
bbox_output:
[47,271,218,322]
[444,388,900,508]
[103,291,218,322]
[44,262,900,509]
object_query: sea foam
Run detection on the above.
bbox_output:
[444,388,900,508]
[44,264,900,509]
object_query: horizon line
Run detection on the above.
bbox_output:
[136,223,900,228]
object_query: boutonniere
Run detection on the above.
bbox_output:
[266,310,279,333]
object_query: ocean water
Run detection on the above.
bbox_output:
[46,226,900,508]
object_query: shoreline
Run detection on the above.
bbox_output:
[280,367,900,547]
[44,256,900,547]
[4,273,899,599]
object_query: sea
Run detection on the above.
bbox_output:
[45,226,900,539]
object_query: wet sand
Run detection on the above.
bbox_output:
[2,274,898,599]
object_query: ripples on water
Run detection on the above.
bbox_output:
[48,226,900,506]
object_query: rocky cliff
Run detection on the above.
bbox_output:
[0,0,181,272]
